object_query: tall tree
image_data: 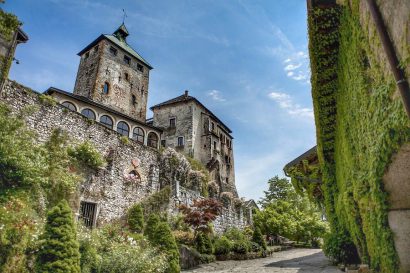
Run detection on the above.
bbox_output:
[37,200,80,273]
[258,175,295,208]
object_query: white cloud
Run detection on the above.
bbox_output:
[268,91,313,118]
[207,90,226,102]
[284,63,302,71]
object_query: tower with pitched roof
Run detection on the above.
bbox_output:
[73,24,152,122]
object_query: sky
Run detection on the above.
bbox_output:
[4,0,317,202]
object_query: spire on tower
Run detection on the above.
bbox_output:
[113,23,129,42]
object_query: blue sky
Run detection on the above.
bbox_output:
[5,0,316,201]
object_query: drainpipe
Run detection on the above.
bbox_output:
[365,0,410,119]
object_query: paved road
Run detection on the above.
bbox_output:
[184,248,340,273]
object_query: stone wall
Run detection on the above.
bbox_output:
[1,80,160,226]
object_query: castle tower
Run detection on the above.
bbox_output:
[73,24,152,122]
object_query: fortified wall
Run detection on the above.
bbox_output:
[1,80,251,232]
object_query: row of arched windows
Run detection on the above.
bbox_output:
[61,101,159,148]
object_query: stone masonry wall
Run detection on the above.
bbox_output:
[1,80,160,226]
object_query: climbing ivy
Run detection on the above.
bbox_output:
[308,1,409,272]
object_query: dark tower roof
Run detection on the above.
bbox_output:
[77,24,153,69]
[113,23,129,42]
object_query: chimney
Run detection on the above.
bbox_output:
[184,90,189,98]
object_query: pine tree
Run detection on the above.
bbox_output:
[195,232,213,254]
[144,213,160,242]
[128,203,144,233]
[252,226,267,250]
[37,200,80,273]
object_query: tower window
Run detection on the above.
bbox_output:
[103,82,109,94]
[137,64,144,72]
[169,118,176,128]
[100,115,113,129]
[81,108,96,120]
[125,72,129,81]
[61,101,77,111]
[177,136,184,147]
[132,95,137,105]
[124,55,131,65]
[109,46,117,56]
[116,121,130,136]
[94,45,99,52]
[84,52,90,59]
[132,127,145,144]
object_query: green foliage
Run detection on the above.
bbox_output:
[0,7,20,41]
[37,200,80,273]
[119,136,129,145]
[77,223,167,273]
[145,217,180,273]
[231,240,249,255]
[214,236,232,256]
[252,227,266,251]
[68,141,105,170]
[199,254,215,264]
[259,175,295,208]
[38,94,57,106]
[195,232,213,255]
[127,203,144,233]
[308,2,409,271]
[223,227,246,241]
[323,230,360,265]
[141,186,171,216]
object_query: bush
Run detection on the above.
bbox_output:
[195,232,213,255]
[214,236,232,255]
[199,254,216,264]
[144,213,160,241]
[323,231,360,265]
[250,242,262,253]
[173,230,195,246]
[224,227,246,241]
[127,204,144,233]
[68,141,105,170]
[232,240,249,254]
[252,227,267,250]
[78,238,98,273]
[145,215,180,273]
[37,200,80,273]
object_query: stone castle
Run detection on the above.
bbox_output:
[0,23,257,232]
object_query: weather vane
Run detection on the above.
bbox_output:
[122,8,127,24]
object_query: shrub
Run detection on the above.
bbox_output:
[232,240,249,254]
[39,94,57,106]
[68,141,105,170]
[153,222,180,273]
[252,227,267,250]
[127,204,144,233]
[224,227,246,241]
[37,200,80,273]
[78,237,98,273]
[323,230,360,265]
[173,230,195,246]
[214,236,232,255]
[250,242,262,253]
[199,254,216,264]
[195,232,213,255]
[144,214,160,242]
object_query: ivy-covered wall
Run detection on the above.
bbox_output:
[308,1,410,272]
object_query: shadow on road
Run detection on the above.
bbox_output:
[265,250,335,272]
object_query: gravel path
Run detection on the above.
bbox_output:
[183,248,340,273]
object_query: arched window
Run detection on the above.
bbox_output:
[81,108,96,120]
[117,121,129,136]
[147,132,158,148]
[61,101,76,111]
[133,127,145,144]
[102,82,109,94]
[100,115,113,129]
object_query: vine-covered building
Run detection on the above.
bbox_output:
[285,0,410,272]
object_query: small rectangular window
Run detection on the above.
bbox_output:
[137,64,144,72]
[177,137,184,147]
[84,51,90,59]
[79,201,97,228]
[109,46,117,56]
[124,55,131,65]
[169,118,176,128]
[161,140,166,147]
